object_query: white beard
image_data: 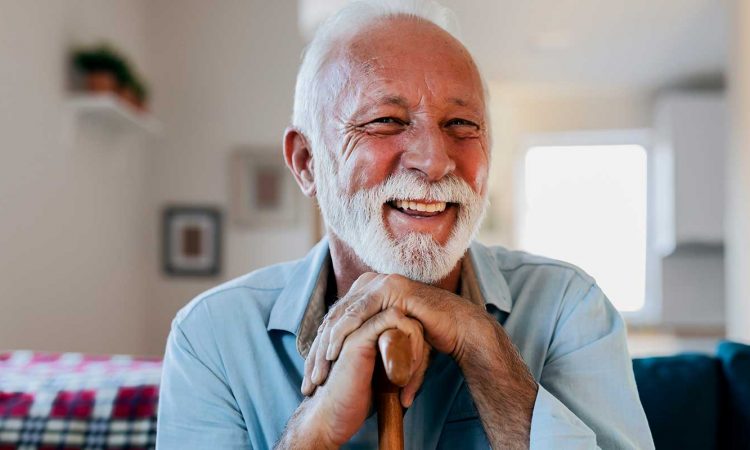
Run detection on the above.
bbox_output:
[315,158,488,284]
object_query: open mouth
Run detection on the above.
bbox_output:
[386,199,456,217]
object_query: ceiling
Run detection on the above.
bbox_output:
[298,0,728,91]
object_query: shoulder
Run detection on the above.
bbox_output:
[474,243,623,360]
[172,258,301,329]
[471,241,606,325]
[479,242,595,289]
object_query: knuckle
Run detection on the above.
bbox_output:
[384,273,406,285]
[386,307,404,321]
[345,300,368,316]
[329,300,348,317]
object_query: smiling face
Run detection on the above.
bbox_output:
[312,17,490,283]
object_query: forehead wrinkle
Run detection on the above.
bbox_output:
[347,87,410,121]
[447,96,484,117]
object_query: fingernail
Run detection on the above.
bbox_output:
[311,366,320,384]
[301,378,309,395]
[326,345,336,361]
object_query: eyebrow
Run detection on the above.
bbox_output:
[380,95,410,107]
[347,95,407,122]
[349,93,481,121]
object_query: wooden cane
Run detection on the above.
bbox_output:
[374,329,412,450]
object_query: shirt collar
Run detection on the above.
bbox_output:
[267,237,513,358]
[467,240,513,314]
[267,238,330,337]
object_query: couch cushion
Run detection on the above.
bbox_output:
[0,351,162,450]
[716,340,750,449]
[632,353,720,450]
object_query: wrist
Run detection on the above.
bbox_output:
[280,396,338,450]
[453,307,497,368]
[303,396,339,450]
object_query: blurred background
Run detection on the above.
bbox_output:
[0,0,747,358]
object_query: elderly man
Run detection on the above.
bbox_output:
[157,2,654,449]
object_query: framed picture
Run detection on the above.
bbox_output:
[230,148,301,228]
[162,206,222,276]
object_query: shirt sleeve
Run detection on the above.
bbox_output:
[156,316,251,450]
[529,281,655,450]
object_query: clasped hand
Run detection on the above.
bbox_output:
[299,272,488,446]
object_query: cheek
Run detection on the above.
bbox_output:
[453,141,490,196]
[340,136,405,195]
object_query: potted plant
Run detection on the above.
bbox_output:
[72,44,128,94]
[118,70,149,112]
[131,76,149,112]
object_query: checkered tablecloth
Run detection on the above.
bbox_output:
[0,351,162,450]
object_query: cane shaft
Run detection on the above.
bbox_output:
[374,329,411,450]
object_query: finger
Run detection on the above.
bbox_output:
[301,335,320,396]
[320,275,375,362]
[400,341,432,408]
[306,294,355,389]
[311,324,332,386]
[408,319,424,374]
[341,307,415,357]
[349,271,378,292]
[327,294,385,361]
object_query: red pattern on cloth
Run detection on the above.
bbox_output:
[0,393,32,417]
[50,390,95,418]
[0,351,162,450]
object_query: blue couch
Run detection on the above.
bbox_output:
[633,340,750,450]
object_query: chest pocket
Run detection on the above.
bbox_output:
[436,382,490,449]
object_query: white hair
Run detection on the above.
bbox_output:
[291,0,466,154]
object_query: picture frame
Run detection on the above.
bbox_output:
[230,148,301,228]
[162,205,222,276]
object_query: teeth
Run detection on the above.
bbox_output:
[393,200,447,213]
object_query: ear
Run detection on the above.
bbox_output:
[283,127,316,197]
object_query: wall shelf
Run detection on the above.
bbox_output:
[66,93,160,135]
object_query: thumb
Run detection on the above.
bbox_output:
[400,342,431,408]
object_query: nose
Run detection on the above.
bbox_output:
[400,126,456,181]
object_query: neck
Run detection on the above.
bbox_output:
[326,232,463,301]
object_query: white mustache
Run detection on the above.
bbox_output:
[359,172,478,206]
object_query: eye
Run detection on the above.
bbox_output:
[445,118,481,139]
[445,118,479,128]
[370,117,406,125]
[359,117,409,135]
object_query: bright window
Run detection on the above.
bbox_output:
[519,145,648,312]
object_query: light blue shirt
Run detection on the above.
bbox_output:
[157,238,654,449]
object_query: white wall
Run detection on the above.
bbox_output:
[143,0,313,355]
[0,0,152,354]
